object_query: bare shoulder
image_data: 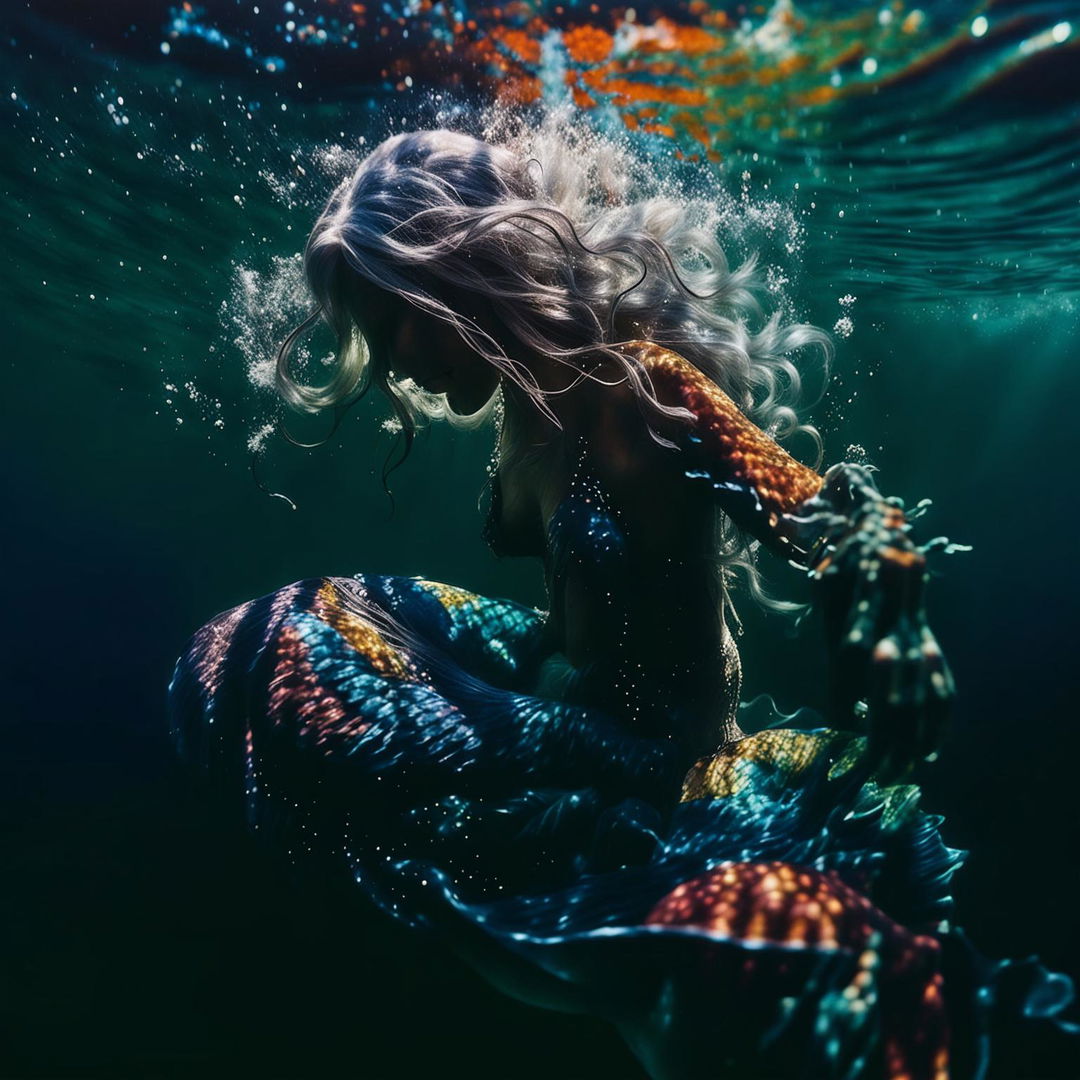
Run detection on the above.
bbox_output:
[563,345,719,549]
[566,344,699,501]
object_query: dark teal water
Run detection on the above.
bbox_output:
[3,2,1079,1074]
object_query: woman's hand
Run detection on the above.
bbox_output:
[792,464,955,782]
[631,344,956,779]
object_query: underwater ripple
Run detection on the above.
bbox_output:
[5,0,1079,321]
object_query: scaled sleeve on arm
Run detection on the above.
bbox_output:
[627,340,825,560]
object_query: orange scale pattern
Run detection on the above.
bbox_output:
[646,861,950,1080]
[268,623,370,748]
[312,581,413,679]
[627,341,824,517]
[645,861,883,950]
[681,729,842,800]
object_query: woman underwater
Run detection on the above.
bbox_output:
[170,128,1075,1079]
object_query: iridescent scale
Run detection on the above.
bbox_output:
[171,364,1074,1079]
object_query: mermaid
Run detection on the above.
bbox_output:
[170,127,1074,1078]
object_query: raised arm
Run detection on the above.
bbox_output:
[631,341,954,779]
[629,340,824,560]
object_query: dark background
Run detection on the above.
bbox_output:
[3,2,1079,1076]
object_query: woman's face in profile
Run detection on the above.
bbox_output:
[356,282,500,415]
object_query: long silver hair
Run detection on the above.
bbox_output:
[277,124,831,608]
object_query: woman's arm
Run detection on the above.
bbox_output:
[632,341,954,779]
[628,340,823,557]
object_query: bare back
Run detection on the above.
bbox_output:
[490,360,744,754]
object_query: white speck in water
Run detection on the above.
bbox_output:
[247,421,276,454]
[862,57,878,76]
[160,42,171,55]
[1052,22,1071,43]
[971,16,988,37]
